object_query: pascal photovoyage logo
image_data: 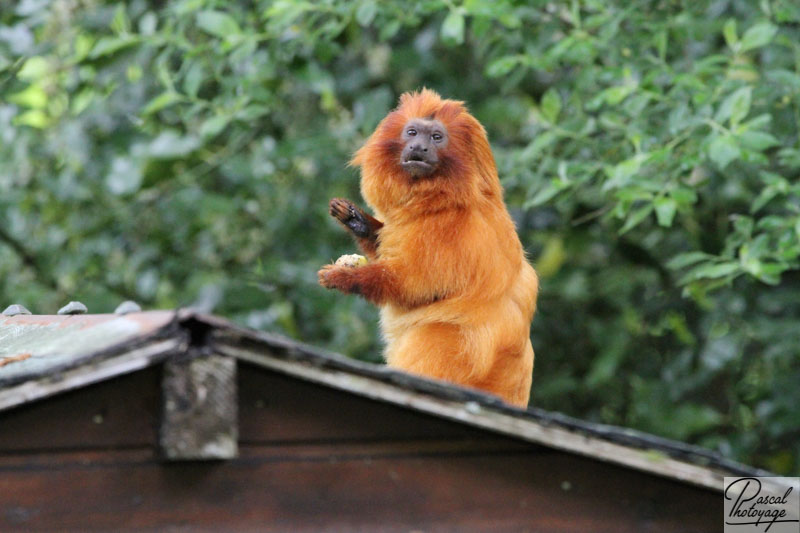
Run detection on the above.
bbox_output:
[724,477,800,533]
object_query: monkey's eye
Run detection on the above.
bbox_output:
[432,132,443,142]
[406,128,417,136]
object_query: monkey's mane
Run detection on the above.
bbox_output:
[352,89,502,218]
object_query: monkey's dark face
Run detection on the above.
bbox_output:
[400,118,448,178]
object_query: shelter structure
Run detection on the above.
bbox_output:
[0,310,773,531]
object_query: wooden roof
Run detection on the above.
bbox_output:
[0,309,771,491]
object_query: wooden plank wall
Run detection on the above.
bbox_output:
[0,363,720,532]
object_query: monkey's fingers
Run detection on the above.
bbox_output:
[329,198,370,238]
[329,198,355,221]
[317,264,339,288]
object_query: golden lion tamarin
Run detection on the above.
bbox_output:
[318,89,538,407]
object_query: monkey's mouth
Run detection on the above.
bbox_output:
[401,157,436,176]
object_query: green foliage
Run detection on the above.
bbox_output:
[1,0,798,474]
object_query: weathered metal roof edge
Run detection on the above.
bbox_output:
[0,311,185,410]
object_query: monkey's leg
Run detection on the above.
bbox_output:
[388,323,529,407]
[329,198,383,259]
[387,323,477,386]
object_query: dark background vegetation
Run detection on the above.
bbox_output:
[1,0,798,474]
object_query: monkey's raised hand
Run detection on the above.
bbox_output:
[329,198,383,259]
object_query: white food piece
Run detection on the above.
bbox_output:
[335,254,368,268]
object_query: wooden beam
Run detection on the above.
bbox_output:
[160,353,238,460]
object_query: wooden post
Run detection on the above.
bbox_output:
[160,353,238,460]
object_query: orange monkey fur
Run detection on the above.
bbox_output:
[319,89,538,407]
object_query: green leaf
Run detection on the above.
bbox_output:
[147,131,200,158]
[680,262,740,283]
[671,187,698,208]
[17,56,49,81]
[603,153,646,191]
[541,88,561,123]
[379,19,401,41]
[524,180,565,208]
[671,405,723,436]
[197,10,241,38]
[139,12,158,35]
[753,263,783,285]
[8,85,47,109]
[236,105,269,120]
[71,88,95,115]
[586,342,626,387]
[751,188,778,214]
[142,91,184,115]
[536,236,566,278]
[742,113,772,131]
[486,55,522,78]
[740,243,784,284]
[14,109,49,128]
[89,36,139,58]
[655,29,667,60]
[441,10,465,45]
[716,87,751,126]
[723,19,738,50]
[749,174,787,214]
[667,252,715,270]
[738,131,779,151]
[740,22,778,51]
[264,1,312,26]
[200,115,231,138]
[619,204,654,235]
[520,131,557,161]
[730,89,751,127]
[733,216,754,237]
[760,170,789,189]
[355,1,377,27]
[654,197,677,227]
[183,62,204,98]
[127,64,143,83]
[106,156,142,195]
[497,12,521,29]
[174,0,204,15]
[766,69,800,90]
[602,84,635,106]
[73,34,93,61]
[111,5,131,35]
[708,134,740,169]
